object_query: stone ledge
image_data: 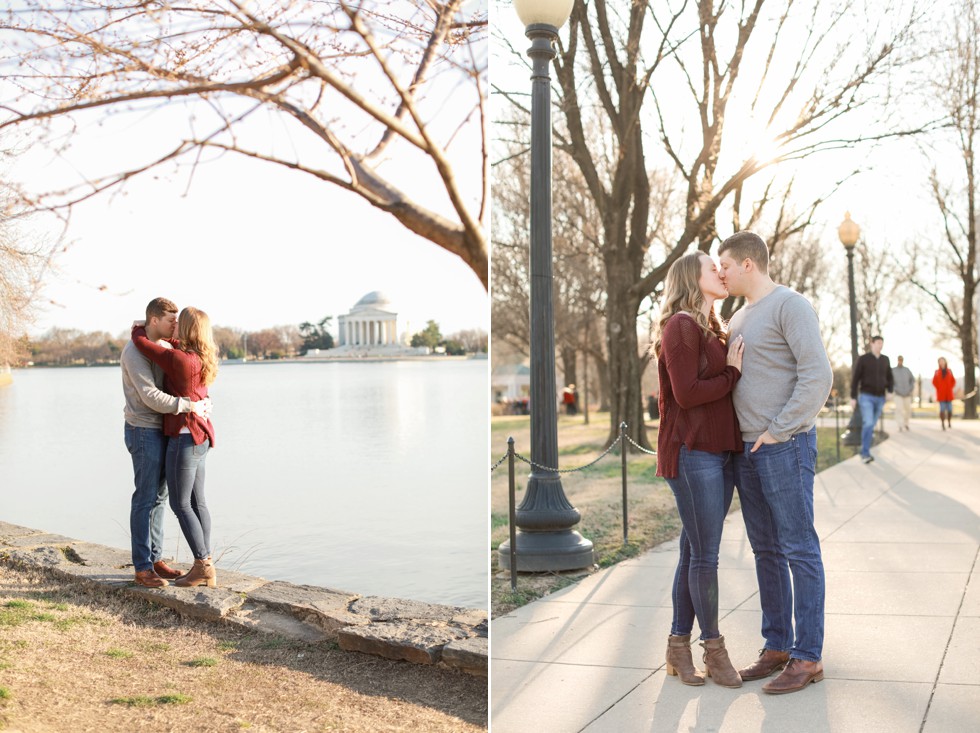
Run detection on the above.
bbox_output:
[0,520,487,676]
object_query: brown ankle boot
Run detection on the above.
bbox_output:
[174,558,216,588]
[665,634,705,686]
[701,635,742,688]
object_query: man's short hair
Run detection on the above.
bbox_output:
[146,297,177,322]
[871,335,883,343]
[718,231,769,274]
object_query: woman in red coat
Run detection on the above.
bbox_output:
[653,252,744,688]
[932,357,956,431]
[133,307,219,587]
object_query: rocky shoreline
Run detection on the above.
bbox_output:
[0,520,487,677]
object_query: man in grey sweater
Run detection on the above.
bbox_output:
[719,232,834,695]
[891,355,915,431]
[122,297,210,587]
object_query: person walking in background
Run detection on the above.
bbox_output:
[718,231,834,695]
[654,252,745,689]
[850,336,893,464]
[122,297,211,588]
[932,357,956,430]
[891,356,915,432]
[562,384,577,415]
[132,307,220,588]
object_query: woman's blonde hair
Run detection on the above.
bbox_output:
[652,252,726,358]
[178,307,219,386]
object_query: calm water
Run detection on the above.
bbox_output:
[0,360,488,608]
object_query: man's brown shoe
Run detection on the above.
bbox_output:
[739,649,791,681]
[152,560,183,580]
[134,570,168,588]
[762,658,824,694]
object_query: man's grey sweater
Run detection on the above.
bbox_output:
[892,365,915,397]
[121,340,190,428]
[728,285,834,443]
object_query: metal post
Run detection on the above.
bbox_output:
[582,351,590,425]
[841,246,863,446]
[507,437,517,593]
[835,395,841,462]
[497,23,593,572]
[620,422,629,545]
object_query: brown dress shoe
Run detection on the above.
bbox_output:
[134,570,168,588]
[762,658,824,694]
[152,560,183,580]
[739,649,790,681]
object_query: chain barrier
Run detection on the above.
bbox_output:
[513,433,623,474]
[489,452,509,473]
[624,433,658,456]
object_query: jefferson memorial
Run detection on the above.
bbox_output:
[306,291,428,358]
[338,290,400,347]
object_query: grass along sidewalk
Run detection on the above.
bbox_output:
[490,412,858,618]
[0,564,486,732]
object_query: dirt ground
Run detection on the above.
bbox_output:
[0,564,486,732]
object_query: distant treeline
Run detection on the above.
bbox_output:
[17,319,488,367]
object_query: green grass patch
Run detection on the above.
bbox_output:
[143,642,171,653]
[254,637,294,650]
[109,693,192,707]
[105,648,133,659]
[216,641,239,652]
[4,601,31,610]
[0,686,10,700]
[186,657,218,667]
[491,513,509,531]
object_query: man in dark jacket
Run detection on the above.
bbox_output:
[850,335,893,463]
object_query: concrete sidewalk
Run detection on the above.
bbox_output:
[491,419,980,732]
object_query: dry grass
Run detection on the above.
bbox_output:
[490,414,681,618]
[0,564,486,732]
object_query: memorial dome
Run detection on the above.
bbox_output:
[354,291,392,309]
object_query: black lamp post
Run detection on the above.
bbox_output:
[498,0,594,572]
[839,212,863,446]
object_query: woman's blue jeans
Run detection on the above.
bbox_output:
[665,447,735,640]
[734,428,825,661]
[166,434,212,560]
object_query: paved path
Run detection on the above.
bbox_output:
[491,418,980,732]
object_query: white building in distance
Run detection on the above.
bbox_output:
[338,290,400,347]
[305,290,429,358]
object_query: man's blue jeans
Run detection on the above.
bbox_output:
[665,447,735,640]
[858,393,886,457]
[124,424,169,573]
[734,428,825,661]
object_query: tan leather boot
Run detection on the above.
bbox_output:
[665,634,705,686]
[701,635,742,688]
[174,558,216,588]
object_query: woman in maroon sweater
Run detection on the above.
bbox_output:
[653,252,744,688]
[133,307,219,588]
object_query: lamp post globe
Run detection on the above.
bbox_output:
[839,212,863,446]
[513,0,574,27]
[497,0,594,572]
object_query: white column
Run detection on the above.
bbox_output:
[355,320,361,345]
